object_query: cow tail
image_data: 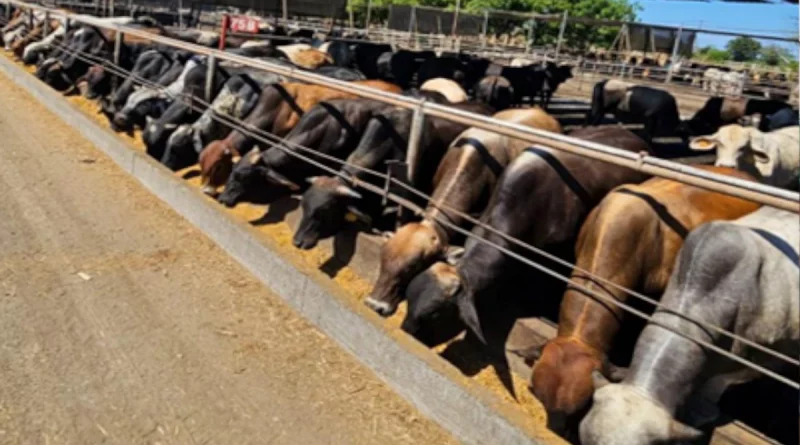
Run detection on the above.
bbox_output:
[588,80,607,126]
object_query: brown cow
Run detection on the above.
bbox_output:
[198,80,401,191]
[528,166,760,435]
[365,108,562,316]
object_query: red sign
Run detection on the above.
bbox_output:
[229,15,259,33]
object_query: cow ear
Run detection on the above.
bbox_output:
[346,205,372,226]
[306,176,320,185]
[591,370,610,389]
[748,132,772,164]
[689,135,717,151]
[444,246,464,265]
[335,185,362,200]
[668,419,704,441]
[264,169,301,191]
[246,148,261,164]
[456,290,486,344]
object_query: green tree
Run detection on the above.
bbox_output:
[694,46,731,63]
[725,36,762,62]
[759,45,794,66]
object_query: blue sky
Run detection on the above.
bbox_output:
[637,0,798,54]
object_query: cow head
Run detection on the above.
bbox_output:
[365,221,454,317]
[689,125,770,180]
[401,261,462,344]
[216,148,300,207]
[580,376,703,445]
[161,124,200,171]
[82,65,109,100]
[292,176,366,250]
[200,140,238,197]
[529,338,606,435]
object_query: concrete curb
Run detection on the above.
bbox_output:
[0,56,557,445]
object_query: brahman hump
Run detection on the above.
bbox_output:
[419,78,467,103]
[580,206,798,445]
[690,124,799,188]
[528,167,759,436]
[365,107,563,318]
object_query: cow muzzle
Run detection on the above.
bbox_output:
[364,296,397,317]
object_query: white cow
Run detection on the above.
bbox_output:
[689,124,800,188]
[580,206,799,445]
[703,68,745,96]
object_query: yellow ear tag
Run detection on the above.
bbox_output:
[345,212,358,223]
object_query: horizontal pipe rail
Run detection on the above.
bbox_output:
[5,0,800,213]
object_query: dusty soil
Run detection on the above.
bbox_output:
[0,68,461,445]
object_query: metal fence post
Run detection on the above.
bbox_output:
[665,26,682,84]
[178,0,183,28]
[554,10,568,63]
[205,54,215,103]
[364,0,371,33]
[405,99,425,186]
[282,0,288,21]
[109,0,114,17]
[112,29,122,90]
[481,10,488,50]
[451,0,460,36]
[43,10,49,35]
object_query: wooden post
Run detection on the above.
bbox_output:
[665,27,682,84]
[554,10,567,63]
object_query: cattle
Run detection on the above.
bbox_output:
[686,96,792,136]
[352,43,393,80]
[111,56,205,133]
[759,107,799,132]
[375,49,436,89]
[216,98,395,206]
[419,78,467,103]
[580,206,798,445]
[703,68,745,96]
[475,75,514,111]
[416,55,491,94]
[446,127,653,345]
[527,167,760,435]
[198,80,402,193]
[10,18,58,58]
[292,101,494,250]
[486,62,572,108]
[689,124,799,188]
[276,43,333,70]
[21,21,66,65]
[365,108,563,318]
[161,70,285,170]
[91,48,178,107]
[587,79,682,141]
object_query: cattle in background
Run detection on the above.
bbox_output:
[417,55,491,94]
[528,167,759,436]
[587,79,682,141]
[291,101,494,250]
[419,78,467,103]
[475,75,513,111]
[690,124,799,188]
[450,127,651,345]
[703,68,745,96]
[580,206,798,445]
[686,96,792,136]
[199,80,401,192]
[376,49,436,89]
[21,20,67,64]
[162,70,285,170]
[276,43,333,70]
[216,98,395,206]
[353,43,393,79]
[365,108,562,319]
[487,62,572,108]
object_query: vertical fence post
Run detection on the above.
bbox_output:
[282,0,288,21]
[554,10,567,63]
[112,29,122,90]
[481,10,488,50]
[451,0,460,36]
[665,26,682,84]
[205,54,215,104]
[178,0,184,28]
[218,14,229,50]
[43,10,49,35]
[525,19,533,54]
[110,0,114,17]
[5,3,11,22]
[364,0,371,33]
[405,98,426,188]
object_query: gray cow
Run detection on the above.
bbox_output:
[580,206,799,445]
[690,124,799,189]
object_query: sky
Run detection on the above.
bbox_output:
[637,0,798,54]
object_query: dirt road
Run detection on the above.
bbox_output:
[0,77,456,444]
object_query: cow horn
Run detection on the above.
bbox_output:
[264,169,301,191]
[456,289,486,344]
[668,420,704,441]
[346,205,371,226]
[591,370,610,389]
[335,184,362,200]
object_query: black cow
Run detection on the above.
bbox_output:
[759,107,799,132]
[686,96,792,136]
[376,49,435,89]
[492,62,572,108]
[475,75,514,110]
[353,42,393,79]
[160,70,284,170]
[587,79,682,141]
[217,98,395,207]
[292,102,494,250]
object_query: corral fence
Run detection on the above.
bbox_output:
[2,0,799,402]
